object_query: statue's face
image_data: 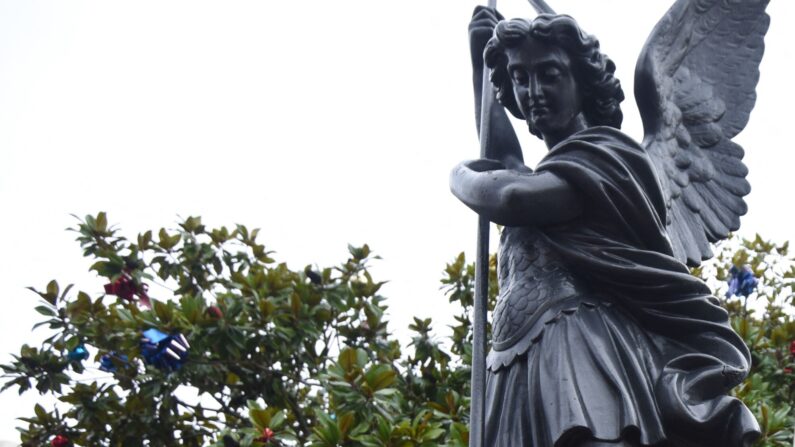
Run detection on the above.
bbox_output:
[505,37,584,138]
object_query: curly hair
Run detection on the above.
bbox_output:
[484,15,624,137]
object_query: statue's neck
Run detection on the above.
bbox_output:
[543,114,589,149]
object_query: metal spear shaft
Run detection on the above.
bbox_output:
[469,1,496,446]
[469,2,554,446]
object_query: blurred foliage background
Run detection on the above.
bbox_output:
[2,214,792,446]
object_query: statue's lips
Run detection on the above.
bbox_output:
[529,106,550,116]
[526,106,551,123]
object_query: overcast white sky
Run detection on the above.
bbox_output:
[0,0,793,442]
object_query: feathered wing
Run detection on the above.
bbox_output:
[634,0,770,266]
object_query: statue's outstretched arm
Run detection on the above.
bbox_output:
[450,159,582,227]
[470,6,524,170]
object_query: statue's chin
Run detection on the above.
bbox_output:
[529,116,556,137]
[530,112,586,141]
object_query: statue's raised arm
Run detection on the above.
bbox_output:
[635,0,770,266]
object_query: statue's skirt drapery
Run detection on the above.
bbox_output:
[486,297,665,446]
[483,127,760,447]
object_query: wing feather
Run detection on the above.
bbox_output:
[705,181,749,214]
[635,0,769,266]
[671,201,712,261]
[692,183,732,234]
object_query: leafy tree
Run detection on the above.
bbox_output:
[1,214,792,446]
[693,236,795,446]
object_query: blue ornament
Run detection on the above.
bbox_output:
[99,352,129,373]
[67,344,89,362]
[726,265,759,298]
[140,328,189,371]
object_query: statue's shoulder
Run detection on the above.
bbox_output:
[570,126,642,150]
[546,126,645,161]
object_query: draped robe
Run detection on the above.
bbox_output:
[483,126,759,447]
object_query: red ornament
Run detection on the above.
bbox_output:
[104,274,137,301]
[104,273,151,308]
[784,367,793,375]
[207,305,223,319]
[255,427,275,443]
[51,435,70,447]
[790,340,795,356]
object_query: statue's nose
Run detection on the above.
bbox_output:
[529,75,544,101]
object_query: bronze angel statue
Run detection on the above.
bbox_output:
[450,0,770,445]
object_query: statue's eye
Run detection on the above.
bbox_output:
[542,66,561,81]
[511,70,528,85]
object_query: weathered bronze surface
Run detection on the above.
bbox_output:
[452,1,770,445]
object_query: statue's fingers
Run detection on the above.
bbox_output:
[469,19,499,33]
[472,5,500,21]
[469,23,493,34]
[472,5,491,16]
[470,15,499,29]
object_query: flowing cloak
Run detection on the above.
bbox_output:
[524,126,760,446]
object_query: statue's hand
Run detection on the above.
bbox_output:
[469,6,503,70]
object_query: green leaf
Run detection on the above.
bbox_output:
[181,216,203,233]
[249,408,270,431]
[33,404,46,420]
[338,412,355,437]
[338,347,368,373]
[116,307,136,324]
[96,211,108,232]
[138,230,153,249]
[46,280,59,300]
[374,388,399,397]
[269,410,286,430]
[153,300,172,323]
[59,284,74,303]
[65,336,80,350]
[422,427,445,441]
[91,260,122,277]
[34,305,56,317]
[365,364,396,391]
[158,228,180,250]
[291,292,302,316]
